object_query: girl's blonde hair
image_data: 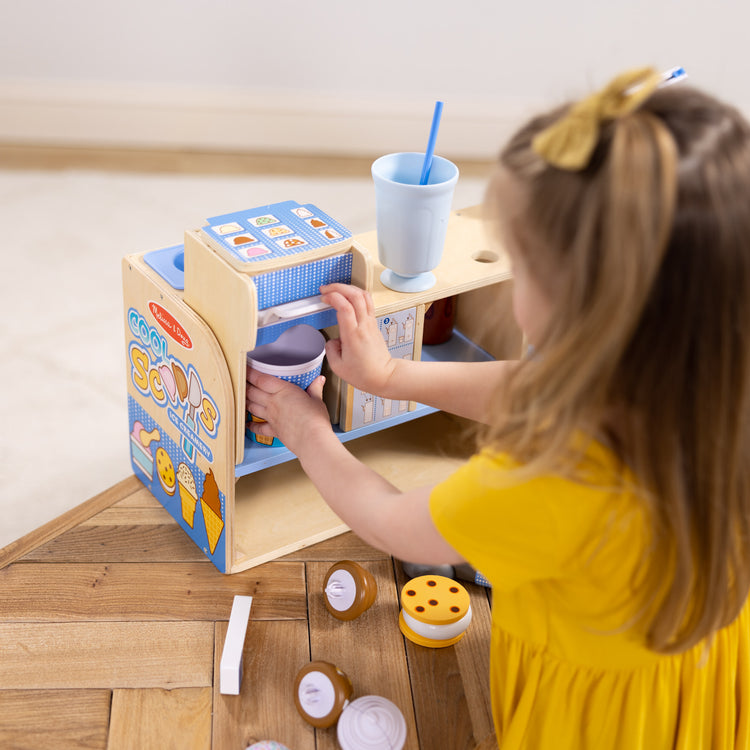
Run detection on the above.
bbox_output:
[484,84,750,653]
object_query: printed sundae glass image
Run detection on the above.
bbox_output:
[130,421,160,479]
[200,469,224,554]
[177,462,198,527]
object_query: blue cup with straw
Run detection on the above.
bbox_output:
[372,101,458,293]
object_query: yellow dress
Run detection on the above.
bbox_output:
[430,444,750,749]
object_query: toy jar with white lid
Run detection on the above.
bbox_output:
[323,560,378,621]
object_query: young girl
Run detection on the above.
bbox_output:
[246,68,750,748]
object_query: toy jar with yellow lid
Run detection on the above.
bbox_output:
[399,575,473,648]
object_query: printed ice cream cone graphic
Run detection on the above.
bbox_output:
[177,462,198,528]
[200,468,224,554]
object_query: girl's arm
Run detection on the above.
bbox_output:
[320,283,515,423]
[246,371,463,565]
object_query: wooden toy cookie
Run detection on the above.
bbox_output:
[399,575,473,648]
[323,560,377,621]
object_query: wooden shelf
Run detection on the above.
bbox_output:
[234,329,493,478]
[232,411,476,570]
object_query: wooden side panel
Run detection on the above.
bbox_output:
[454,280,523,361]
[122,254,235,572]
[183,229,257,464]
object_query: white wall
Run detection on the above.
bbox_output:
[1,0,747,159]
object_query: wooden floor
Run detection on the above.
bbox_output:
[0,476,496,750]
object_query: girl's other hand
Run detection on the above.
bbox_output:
[245,370,331,456]
[320,283,395,396]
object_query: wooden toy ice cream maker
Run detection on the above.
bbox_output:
[122,200,519,573]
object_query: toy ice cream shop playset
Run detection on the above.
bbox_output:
[122,199,518,574]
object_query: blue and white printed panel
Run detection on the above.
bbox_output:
[254,253,353,310]
[203,200,352,265]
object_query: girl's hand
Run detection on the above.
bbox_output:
[320,283,396,396]
[245,369,331,456]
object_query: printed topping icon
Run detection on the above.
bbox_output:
[177,462,198,527]
[262,226,293,238]
[155,447,176,496]
[232,235,258,246]
[307,218,327,228]
[213,222,243,235]
[250,215,279,227]
[242,245,271,258]
[201,468,224,554]
[292,207,314,218]
[279,237,306,249]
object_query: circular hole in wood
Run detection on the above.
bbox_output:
[472,249,500,264]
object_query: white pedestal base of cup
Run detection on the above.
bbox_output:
[380,268,436,293]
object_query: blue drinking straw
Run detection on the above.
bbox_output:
[419,100,444,185]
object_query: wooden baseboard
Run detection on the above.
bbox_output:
[0,475,141,569]
[0,143,496,177]
[0,80,523,161]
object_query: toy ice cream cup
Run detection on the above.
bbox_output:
[294,661,353,728]
[399,575,472,648]
[246,324,326,447]
[323,560,378,621]
[372,152,458,293]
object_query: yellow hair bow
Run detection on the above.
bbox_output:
[532,67,663,170]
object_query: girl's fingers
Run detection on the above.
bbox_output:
[247,367,284,392]
[246,368,289,415]
[306,375,326,401]
[325,338,343,363]
[245,386,266,417]
[349,287,373,321]
[321,284,374,321]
